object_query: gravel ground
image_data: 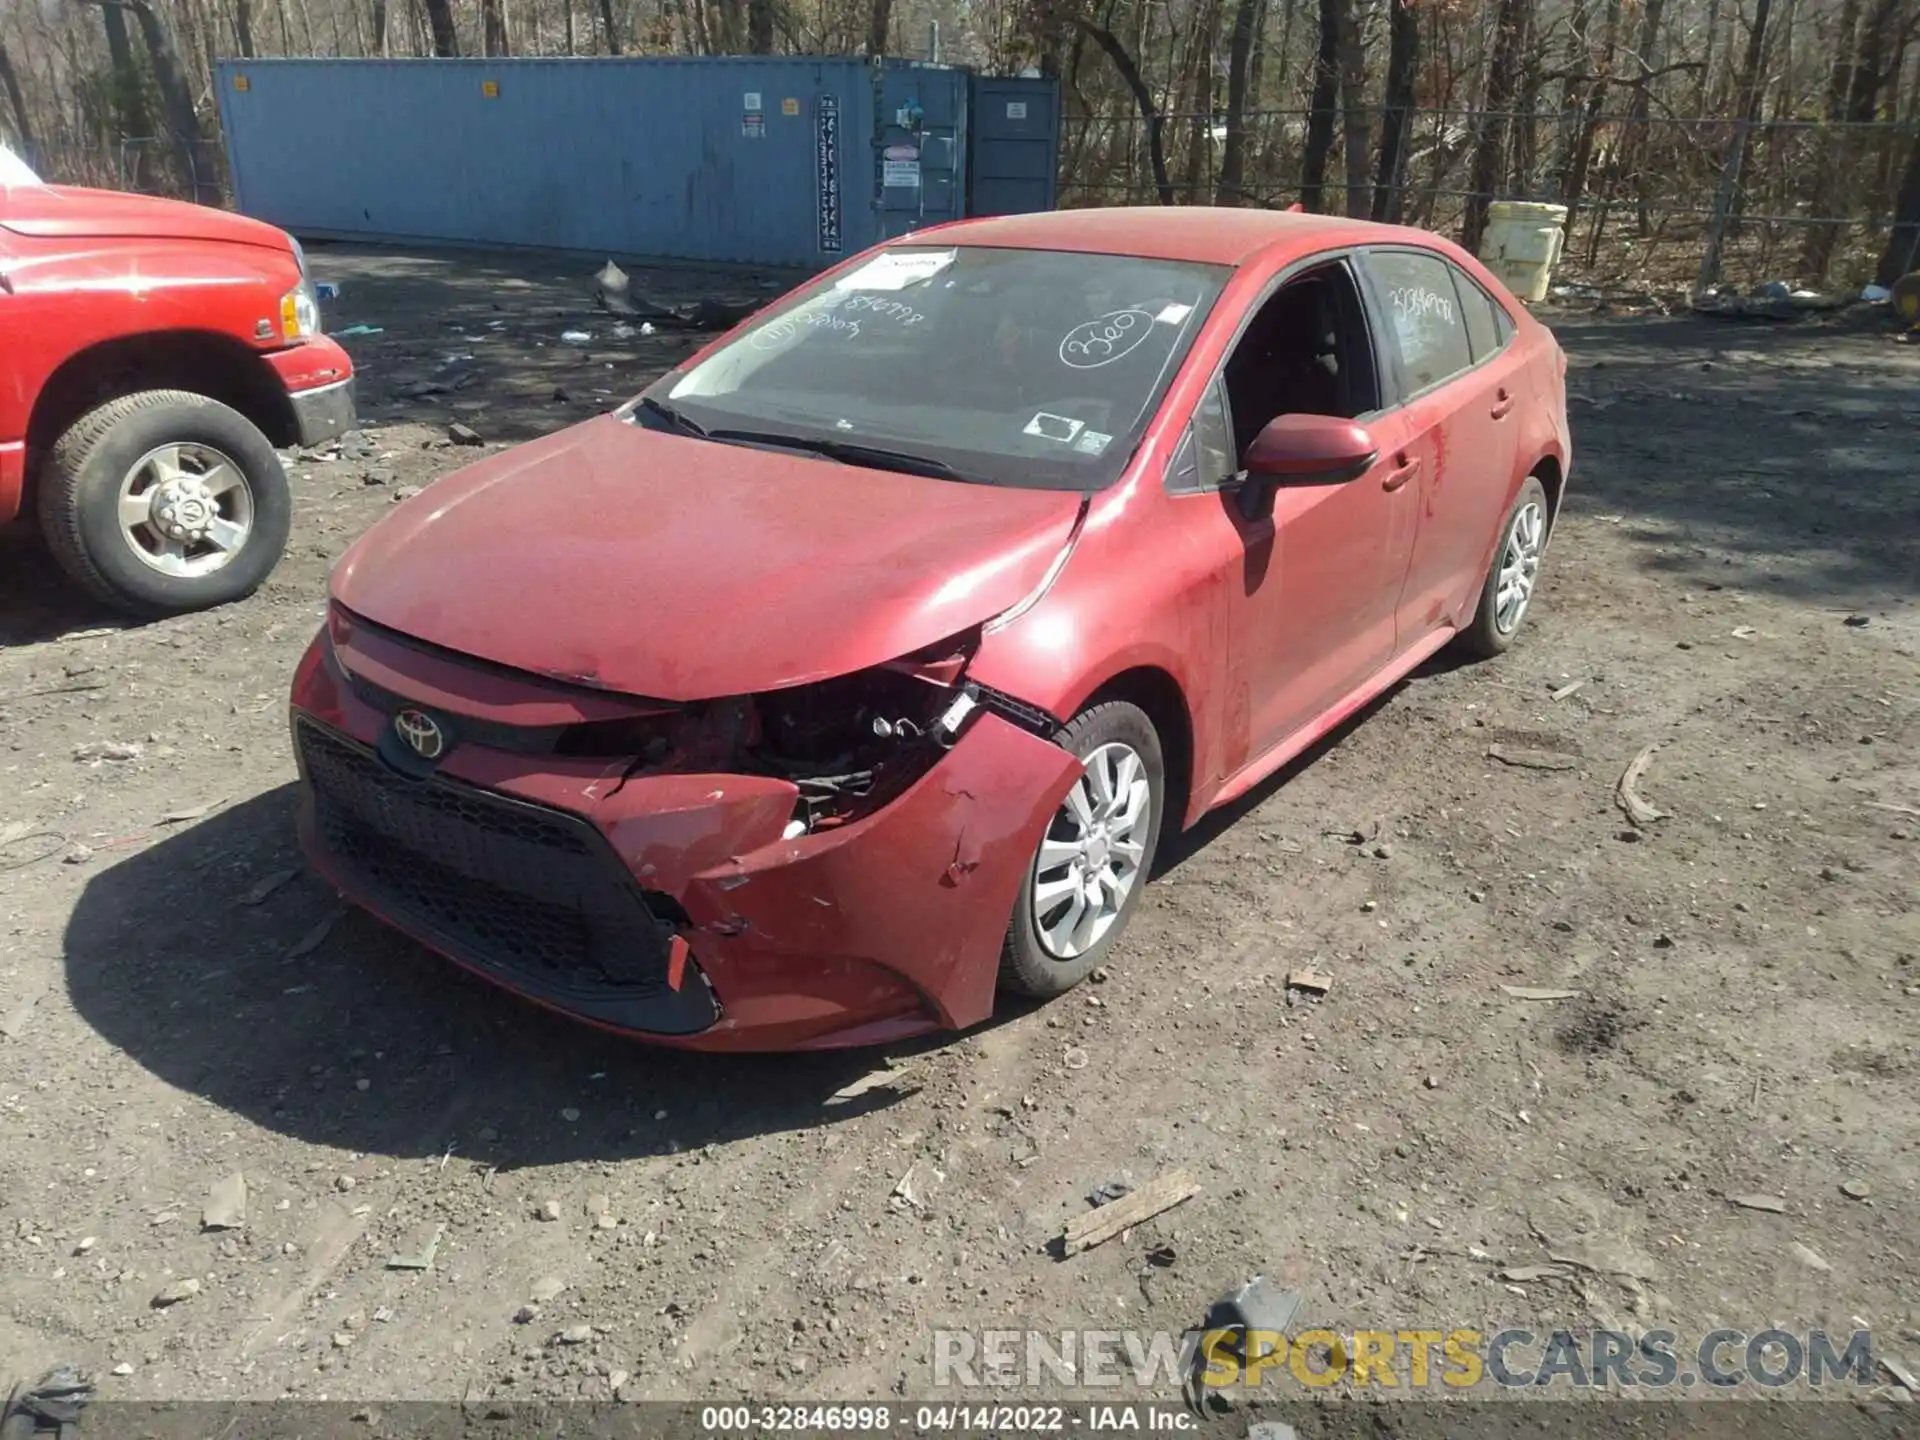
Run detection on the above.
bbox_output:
[1,246,1916,1416]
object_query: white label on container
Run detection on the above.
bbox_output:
[1007,101,1028,119]
[743,91,762,111]
[882,159,922,189]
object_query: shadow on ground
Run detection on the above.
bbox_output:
[0,531,138,647]
[315,243,797,448]
[62,787,919,1169]
[1552,313,1920,606]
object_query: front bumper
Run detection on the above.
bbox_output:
[289,628,1080,1051]
[263,335,357,447]
[288,377,357,447]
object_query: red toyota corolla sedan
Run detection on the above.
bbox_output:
[289,207,1571,1051]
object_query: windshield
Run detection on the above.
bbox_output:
[646,246,1228,489]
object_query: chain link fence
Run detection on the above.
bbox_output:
[18,136,228,205]
[1058,106,1917,290]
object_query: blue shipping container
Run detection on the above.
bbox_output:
[212,56,1038,268]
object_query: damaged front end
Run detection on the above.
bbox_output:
[290,607,1081,1050]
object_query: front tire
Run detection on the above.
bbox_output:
[37,390,292,618]
[1457,475,1549,659]
[999,700,1165,998]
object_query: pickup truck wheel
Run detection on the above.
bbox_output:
[38,390,292,617]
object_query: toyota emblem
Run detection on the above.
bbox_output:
[393,708,445,760]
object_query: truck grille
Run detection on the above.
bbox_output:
[295,719,670,994]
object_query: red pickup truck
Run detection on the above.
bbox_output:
[1,150,355,615]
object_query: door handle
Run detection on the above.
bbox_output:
[1490,389,1515,419]
[1382,456,1420,492]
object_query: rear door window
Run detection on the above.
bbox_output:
[1365,250,1476,395]
[1453,271,1508,364]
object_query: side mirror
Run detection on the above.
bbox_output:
[1235,414,1379,520]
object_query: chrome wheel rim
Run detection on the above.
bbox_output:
[1031,741,1152,961]
[1494,500,1544,634]
[116,442,254,578]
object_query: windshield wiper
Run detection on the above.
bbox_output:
[634,395,708,437]
[705,428,970,482]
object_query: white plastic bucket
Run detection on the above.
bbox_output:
[1479,201,1569,304]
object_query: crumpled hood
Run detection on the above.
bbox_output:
[0,184,293,250]
[331,415,1084,700]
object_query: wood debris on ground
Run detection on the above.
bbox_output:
[1487,744,1579,771]
[1061,1170,1200,1257]
[1615,744,1668,826]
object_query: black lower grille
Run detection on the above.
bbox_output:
[296,719,671,995]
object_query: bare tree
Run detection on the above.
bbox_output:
[1462,0,1531,252]
[1696,0,1776,290]
[1073,14,1174,202]
[748,0,774,51]
[1300,0,1340,209]
[79,0,216,202]
[1878,126,1920,285]
[0,40,32,150]
[423,0,460,53]
[481,0,509,52]
[1336,0,1368,215]
[1371,0,1418,220]
[232,0,259,56]
[1214,0,1260,204]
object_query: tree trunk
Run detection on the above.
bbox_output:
[1626,0,1666,232]
[598,0,620,52]
[1336,0,1369,216]
[1215,0,1258,204]
[1562,0,1620,225]
[1181,2,1216,203]
[1512,5,1545,195]
[78,0,214,201]
[1462,0,1531,252]
[1877,123,1920,284]
[0,41,33,151]
[1073,17,1174,203]
[1371,0,1418,220]
[1802,0,1863,277]
[867,0,891,55]
[1699,0,1722,107]
[747,0,773,51]
[126,0,215,202]
[482,0,509,53]
[423,0,459,53]
[98,1,153,148]
[1300,0,1340,210]
[232,0,258,55]
[1696,0,1774,290]
[563,0,575,52]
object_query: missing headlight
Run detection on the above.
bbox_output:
[754,633,982,832]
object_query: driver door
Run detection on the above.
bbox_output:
[1162,257,1422,788]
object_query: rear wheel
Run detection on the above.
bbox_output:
[999,700,1165,998]
[1457,475,1549,659]
[37,389,292,617]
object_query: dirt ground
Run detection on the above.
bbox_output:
[1,244,1916,1415]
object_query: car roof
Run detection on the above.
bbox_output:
[926,206,1419,267]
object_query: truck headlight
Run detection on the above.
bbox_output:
[281,283,321,339]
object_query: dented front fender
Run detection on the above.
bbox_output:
[679,713,1083,1042]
